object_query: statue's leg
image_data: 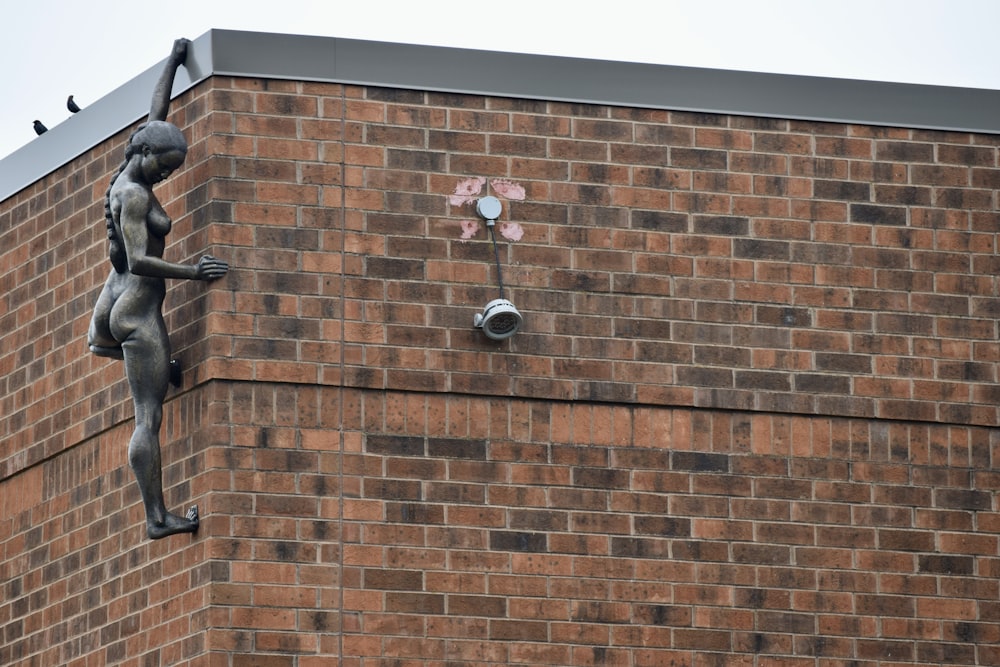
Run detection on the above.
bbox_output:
[121,322,198,539]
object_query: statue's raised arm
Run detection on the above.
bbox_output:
[148,38,190,122]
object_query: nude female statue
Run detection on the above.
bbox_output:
[88,39,228,539]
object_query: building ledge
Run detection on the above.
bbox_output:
[3,28,1000,201]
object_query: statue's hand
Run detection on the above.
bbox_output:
[195,255,229,281]
[170,38,191,66]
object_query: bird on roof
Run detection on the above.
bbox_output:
[67,95,81,113]
[33,120,47,135]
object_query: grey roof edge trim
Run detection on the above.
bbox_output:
[3,28,1000,202]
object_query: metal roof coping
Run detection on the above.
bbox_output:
[3,28,999,202]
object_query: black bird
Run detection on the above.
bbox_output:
[67,95,81,113]
[33,120,47,135]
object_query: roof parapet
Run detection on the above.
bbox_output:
[3,28,999,201]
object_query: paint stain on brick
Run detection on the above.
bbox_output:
[460,219,480,239]
[490,178,525,200]
[498,222,523,241]
[449,176,486,206]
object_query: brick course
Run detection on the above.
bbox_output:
[2,69,999,665]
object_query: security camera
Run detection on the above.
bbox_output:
[473,298,523,340]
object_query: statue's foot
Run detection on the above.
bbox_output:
[169,359,182,387]
[147,505,199,539]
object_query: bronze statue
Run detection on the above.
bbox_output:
[88,39,228,539]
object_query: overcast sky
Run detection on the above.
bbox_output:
[1,0,997,160]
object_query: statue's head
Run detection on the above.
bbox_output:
[128,121,188,184]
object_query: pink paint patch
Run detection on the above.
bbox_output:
[450,176,486,206]
[491,178,526,200]
[460,219,481,239]
[499,222,524,242]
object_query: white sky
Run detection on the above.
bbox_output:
[1,0,997,160]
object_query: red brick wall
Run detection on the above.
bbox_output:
[2,73,999,665]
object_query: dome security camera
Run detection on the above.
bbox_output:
[473,298,523,341]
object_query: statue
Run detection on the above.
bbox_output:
[87,39,229,539]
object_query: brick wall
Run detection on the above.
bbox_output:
[2,70,999,665]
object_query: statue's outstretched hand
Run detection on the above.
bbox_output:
[170,38,191,66]
[195,255,229,281]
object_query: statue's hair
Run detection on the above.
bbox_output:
[103,121,187,273]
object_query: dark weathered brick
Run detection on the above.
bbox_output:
[692,215,749,235]
[814,180,871,201]
[489,531,548,552]
[631,210,688,231]
[850,203,907,225]
[427,438,487,460]
[936,489,992,511]
[367,435,425,456]
[671,451,730,473]
[918,555,975,575]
